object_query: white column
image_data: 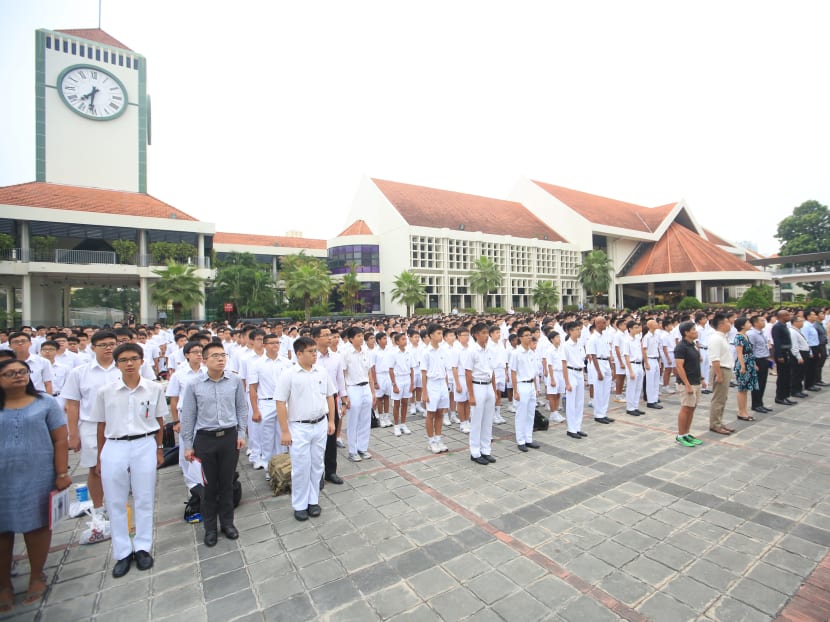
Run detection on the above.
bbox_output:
[695,280,703,301]
[617,284,624,310]
[608,278,617,309]
[22,275,32,325]
[138,229,148,266]
[197,233,205,268]
[5,286,14,326]
[196,282,206,321]
[139,277,151,324]
[63,287,70,326]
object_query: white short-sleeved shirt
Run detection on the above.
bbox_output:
[62,359,122,422]
[22,355,53,392]
[91,377,167,438]
[465,342,495,383]
[642,331,661,358]
[165,365,206,412]
[422,344,450,383]
[390,349,416,381]
[624,337,642,363]
[586,332,612,370]
[509,345,538,381]
[275,364,336,421]
[561,339,585,370]
[343,348,373,385]
[248,355,290,399]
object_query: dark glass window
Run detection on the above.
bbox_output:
[45,36,51,49]
[71,42,76,55]
[88,46,93,58]
[118,54,123,66]
[79,46,85,58]
[96,49,101,61]
[63,40,68,53]
[126,57,131,68]
[103,50,108,63]
[327,244,380,274]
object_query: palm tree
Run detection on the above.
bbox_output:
[283,256,332,322]
[338,263,362,314]
[391,271,426,316]
[578,249,613,308]
[532,280,560,312]
[214,252,278,317]
[151,261,205,322]
[468,256,503,311]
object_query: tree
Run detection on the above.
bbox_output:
[391,271,426,316]
[213,252,278,317]
[282,254,332,322]
[776,200,830,298]
[532,280,560,312]
[338,263,362,314]
[151,261,205,322]
[578,250,612,308]
[737,285,773,309]
[468,256,503,310]
[677,296,704,310]
[111,239,137,264]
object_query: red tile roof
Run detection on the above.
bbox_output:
[625,222,761,277]
[703,228,735,248]
[214,232,326,250]
[532,181,673,234]
[55,29,133,51]
[338,220,373,236]
[373,179,567,242]
[0,182,197,220]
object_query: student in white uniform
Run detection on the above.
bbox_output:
[373,333,395,428]
[166,341,205,495]
[38,340,70,407]
[561,322,587,440]
[422,323,451,454]
[465,322,500,465]
[642,320,664,409]
[543,330,567,422]
[9,332,53,395]
[696,312,713,393]
[586,317,615,425]
[510,327,540,452]
[275,337,336,522]
[612,318,628,403]
[487,326,508,425]
[92,343,167,578]
[623,321,645,416]
[342,327,376,462]
[451,327,472,434]
[389,332,415,436]
[249,333,290,474]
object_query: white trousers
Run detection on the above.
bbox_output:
[259,399,286,462]
[626,366,644,411]
[644,358,661,403]
[515,381,535,444]
[289,418,327,511]
[469,383,495,457]
[565,373,585,433]
[593,364,612,418]
[247,393,261,462]
[347,384,372,454]
[700,349,711,386]
[101,436,157,561]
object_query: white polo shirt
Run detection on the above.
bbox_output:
[91,377,167,438]
[275,364,336,421]
[62,359,121,422]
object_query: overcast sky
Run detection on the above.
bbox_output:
[2,0,828,255]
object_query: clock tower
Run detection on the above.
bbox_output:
[35,28,148,193]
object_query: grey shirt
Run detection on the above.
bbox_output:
[180,371,248,450]
[747,328,770,358]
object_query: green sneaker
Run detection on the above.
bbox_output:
[676,435,696,447]
[685,434,703,445]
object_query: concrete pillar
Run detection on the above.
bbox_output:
[196,282,206,321]
[62,286,70,326]
[608,279,617,309]
[138,229,148,266]
[22,275,32,325]
[197,233,205,268]
[617,284,624,310]
[19,222,29,260]
[695,280,703,301]
[272,257,278,282]
[139,277,151,324]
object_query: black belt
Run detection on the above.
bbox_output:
[350,382,369,387]
[567,366,583,371]
[700,346,708,350]
[648,356,659,359]
[294,415,326,424]
[258,397,274,401]
[597,357,609,361]
[196,426,236,438]
[108,431,158,441]
[518,379,534,383]
[472,380,491,385]
[53,391,61,397]
[631,361,642,365]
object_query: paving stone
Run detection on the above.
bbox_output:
[644,542,693,571]
[490,589,550,621]
[705,546,755,574]
[329,599,384,622]
[565,553,615,583]
[466,569,519,605]
[199,550,244,579]
[746,561,804,594]
[368,582,422,618]
[623,555,674,586]
[500,555,546,584]
[525,574,581,609]
[202,567,251,602]
[299,558,347,589]
[663,575,719,611]
[338,543,382,572]
[386,603,442,622]
[254,572,304,607]
[442,552,489,582]
[151,583,203,618]
[637,591,698,622]
[389,547,435,578]
[558,594,620,622]
[728,577,790,616]
[352,561,399,595]
[598,571,651,606]
[406,566,457,600]
[247,553,292,584]
[206,588,258,622]
[475,540,520,566]
[93,600,150,622]
[262,592,316,622]
[97,575,150,611]
[590,539,639,568]
[47,571,104,602]
[429,586,485,621]
[422,536,467,564]
[763,547,819,576]
[42,595,97,622]
[710,596,773,622]
[685,558,739,590]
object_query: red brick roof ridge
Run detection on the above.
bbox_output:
[214,231,326,250]
[55,28,133,51]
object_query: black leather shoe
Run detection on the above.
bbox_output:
[517,444,529,452]
[701,389,712,394]
[471,455,490,465]
[526,441,541,449]
[807,386,821,392]
[319,475,324,491]
[626,410,641,416]
[635,409,646,415]
[761,406,773,413]
[294,509,309,521]
[646,403,664,409]
[595,417,612,424]
[134,550,153,571]
[566,431,582,439]
[481,454,496,463]
[325,473,344,485]
[577,431,588,437]
[307,504,322,517]
[221,525,239,540]
[605,416,615,422]
[775,398,791,405]
[751,406,766,413]
[204,530,218,547]
[793,392,808,398]
[112,554,132,578]
[785,399,797,405]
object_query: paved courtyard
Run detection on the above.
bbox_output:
[4,386,830,621]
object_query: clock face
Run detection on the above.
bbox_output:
[57,65,128,121]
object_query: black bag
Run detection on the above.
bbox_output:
[371,409,380,428]
[533,409,549,431]
[184,484,202,523]
[162,422,176,448]
[233,471,242,508]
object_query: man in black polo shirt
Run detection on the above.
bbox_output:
[674,322,703,447]
[771,309,796,405]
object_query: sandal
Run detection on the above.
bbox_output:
[22,573,47,606]
[709,427,732,435]
[737,415,755,421]
[0,586,13,612]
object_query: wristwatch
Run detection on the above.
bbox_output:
[157,445,164,449]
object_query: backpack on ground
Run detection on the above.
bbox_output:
[233,471,242,507]
[534,409,550,431]
[268,454,292,497]
[184,484,202,523]
[162,422,176,448]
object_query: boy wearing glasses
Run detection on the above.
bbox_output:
[91,343,166,578]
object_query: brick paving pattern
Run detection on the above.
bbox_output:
[3,387,830,621]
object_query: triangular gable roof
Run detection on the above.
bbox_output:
[214,232,326,250]
[373,178,567,242]
[338,220,373,236]
[532,181,670,234]
[55,28,132,51]
[624,222,761,277]
[0,181,197,221]
[703,228,735,248]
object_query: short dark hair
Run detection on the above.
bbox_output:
[8,331,30,343]
[293,336,315,354]
[345,326,364,340]
[91,330,117,345]
[113,343,144,361]
[426,323,443,336]
[202,342,225,358]
[39,340,59,350]
[183,341,203,355]
[733,317,748,332]
[679,321,696,338]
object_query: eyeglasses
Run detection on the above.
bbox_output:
[9,339,29,345]
[207,353,228,359]
[1,369,30,379]
[116,357,143,364]
[95,342,117,349]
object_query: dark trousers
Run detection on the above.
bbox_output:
[751,357,769,408]
[775,355,793,400]
[816,344,827,383]
[807,346,822,387]
[194,429,238,532]
[324,403,340,477]
[791,352,810,394]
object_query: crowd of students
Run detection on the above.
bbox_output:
[0,305,827,610]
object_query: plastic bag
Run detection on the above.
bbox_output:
[79,509,111,545]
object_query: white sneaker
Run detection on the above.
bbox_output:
[613,396,625,403]
[400,424,412,435]
[265,472,271,481]
[69,500,93,518]
[336,438,345,448]
[450,412,461,424]
[588,400,593,408]
[253,461,266,470]
[245,448,252,457]
[348,453,362,462]
[494,414,506,424]
[416,404,426,414]
[393,425,402,437]
[551,413,566,423]
[379,415,389,428]
[443,413,451,426]
[358,451,373,460]
[408,406,416,416]
[509,405,517,413]
[461,421,470,434]
[438,442,449,453]
[429,441,441,454]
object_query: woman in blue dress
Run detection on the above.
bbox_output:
[0,358,71,612]
[733,317,759,421]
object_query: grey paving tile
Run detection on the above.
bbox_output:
[466,569,519,605]
[298,558,347,589]
[490,589,550,621]
[386,603,442,622]
[429,586,485,621]
[247,553,292,584]
[442,552,489,582]
[367,582,422,618]
[728,577,790,616]
[663,575,719,611]
[352,561,399,595]
[637,591,698,622]
[150,583,203,618]
[564,553,615,583]
[709,596,774,622]
[97,575,150,611]
[333,599,384,621]
[558,594,620,622]
[685,558,739,590]
[42,595,97,622]
[590,539,639,568]
[746,561,804,594]
[93,600,150,622]
[623,555,674,586]
[389,547,435,578]
[254,572,304,608]
[262,592,316,622]
[406,566,457,600]
[206,588,258,622]
[199,550,244,579]
[202,567,250,602]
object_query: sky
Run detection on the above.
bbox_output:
[1,0,828,255]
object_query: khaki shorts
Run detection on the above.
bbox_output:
[679,385,701,408]
[79,419,100,468]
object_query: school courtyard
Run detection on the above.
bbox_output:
[4,388,830,622]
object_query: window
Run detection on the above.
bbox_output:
[510,245,531,274]
[327,245,380,274]
[410,236,442,269]
[447,239,470,271]
[46,36,51,49]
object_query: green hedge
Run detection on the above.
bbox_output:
[677,296,704,310]
[485,307,506,314]
[414,308,438,316]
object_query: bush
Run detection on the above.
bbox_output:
[461,307,477,314]
[639,304,669,312]
[414,308,438,316]
[485,307,506,314]
[515,307,533,313]
[737,285,773,309]
[563,305,579,312]
[806,297,830,308]
[677,296,703,310]
[0,232,14,253]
